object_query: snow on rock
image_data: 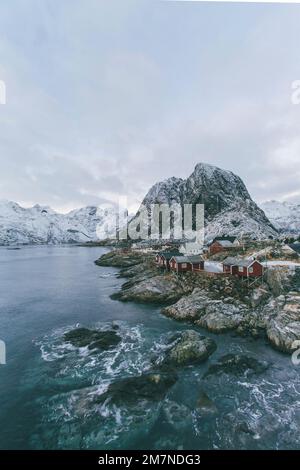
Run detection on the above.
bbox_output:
[260,200,300,235]
[134,163,277,241]
[0,200,118,245]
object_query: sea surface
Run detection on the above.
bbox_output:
[0,245,299,450]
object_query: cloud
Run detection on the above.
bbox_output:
[0,1,300,212]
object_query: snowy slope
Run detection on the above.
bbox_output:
[132,163,277,241]
[260,200,300,235]
[0,201,118,245]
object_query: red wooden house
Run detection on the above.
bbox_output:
[222,257,263,277]
[155,251,180,270]
[209,239,235,255]
[169,255,204,273]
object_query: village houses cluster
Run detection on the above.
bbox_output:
[128,231,300,280]
[155,236,264,278]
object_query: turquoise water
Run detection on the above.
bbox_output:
[0,246,299,450]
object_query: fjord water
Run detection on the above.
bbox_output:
[0,246,299,450]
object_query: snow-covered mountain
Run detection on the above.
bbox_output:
[133,163,277,241]
[0,164,280,245]
[260,200,300,235]
[0,201,118,245]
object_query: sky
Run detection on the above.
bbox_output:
[0,0,300,213]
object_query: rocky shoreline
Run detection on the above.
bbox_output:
[95,249,300,353]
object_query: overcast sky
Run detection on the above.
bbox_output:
[0,0,300,213]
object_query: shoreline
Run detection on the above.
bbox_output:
[95,248,300,355]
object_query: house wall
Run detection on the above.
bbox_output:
[156,255,168,268]
[169,260,176,271]
[248,261,263,277]
[177,262,191,272]
[209,242,223,255]
[235,266,247,276]
[170,261,204,272]
[223,265,231,273]
[232,261,263,277]
[191,262,204,271]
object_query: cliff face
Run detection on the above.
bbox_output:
[137,162,277,241]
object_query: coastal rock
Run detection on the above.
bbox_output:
[196,302,245,333]
[161,330,217,367]
[263,293,300,352]
[96,371,178,405]
[203,354,269,378]
[64,327,121,350]
[161,288,207,320]
[250,287,270,308]
[111,274,191,303]
[95,250,143,268]
[162,288,247,333]
[95,248,299,355]
[265,267,292,296]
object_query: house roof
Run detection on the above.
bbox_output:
[289,243,300,254]
[216,240,234,248]
[223,257,261,268]
[223,256,240,266]
[171,256,190,263]
[171,255,204,264]
[213,236,237,243]
[187,255,204,263]
[158,251,180,260]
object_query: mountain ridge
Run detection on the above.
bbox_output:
[0,200,116,245]
[0,163,281,245]
[135,162,277,241]
[260,200,300,235]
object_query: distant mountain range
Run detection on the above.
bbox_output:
[0,201,117,245]
[260,200,300,235]
[2,163,298,246]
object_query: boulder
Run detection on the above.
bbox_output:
[162,288,248,333]
[64,327,121,350]
[111,274,190,303]
[162,288,207,320]
[161,330,217,367]
[95,250,144,268]
[203,354,269,378]
[263,293,300,352]
[195,301,244,333]
[96,371,178,405]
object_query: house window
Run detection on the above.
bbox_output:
[181,263,187,268]
[238,266,244,273]
[249,267,253,273]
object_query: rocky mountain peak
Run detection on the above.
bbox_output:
[137,162,277,240]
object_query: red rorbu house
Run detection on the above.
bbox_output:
[169,255,204,273]
[209,239,235,255]
[222,257,263,278]
[155,251,180,271]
